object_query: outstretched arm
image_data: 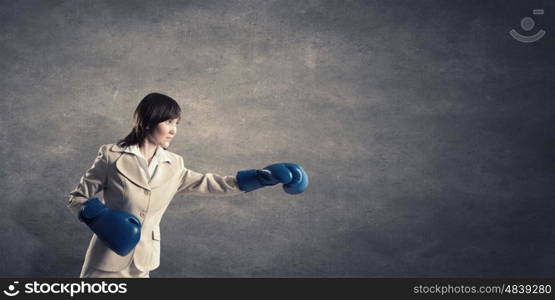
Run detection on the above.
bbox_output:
[175,157,308,196]
[176,167,244,196]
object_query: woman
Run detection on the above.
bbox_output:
[67,92,308,278]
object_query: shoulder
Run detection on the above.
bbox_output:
[95,143,124,162]
[162,148,184,167]
[102,143,126,154]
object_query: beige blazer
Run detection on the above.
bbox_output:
[67,143,244,272]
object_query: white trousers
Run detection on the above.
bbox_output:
[80,260,150,278]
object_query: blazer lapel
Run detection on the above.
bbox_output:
[149,161,178,189]
[110,144,178,190]
[111,144,151,191]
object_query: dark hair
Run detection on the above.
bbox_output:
[117,92,181,148]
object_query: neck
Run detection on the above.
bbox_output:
[139,139,158,162]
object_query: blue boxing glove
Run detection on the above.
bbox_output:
[79,197,141,256]
[236,162,308,194]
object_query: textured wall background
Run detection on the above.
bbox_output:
[0,0,554,277]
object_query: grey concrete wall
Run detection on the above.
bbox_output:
[0,0,554,277]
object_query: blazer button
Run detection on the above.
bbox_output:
[140,212,146,217]
[144,190,150,196]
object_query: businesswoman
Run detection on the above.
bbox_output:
[67,92,308,278]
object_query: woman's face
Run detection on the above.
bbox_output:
[148,118,180,148]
